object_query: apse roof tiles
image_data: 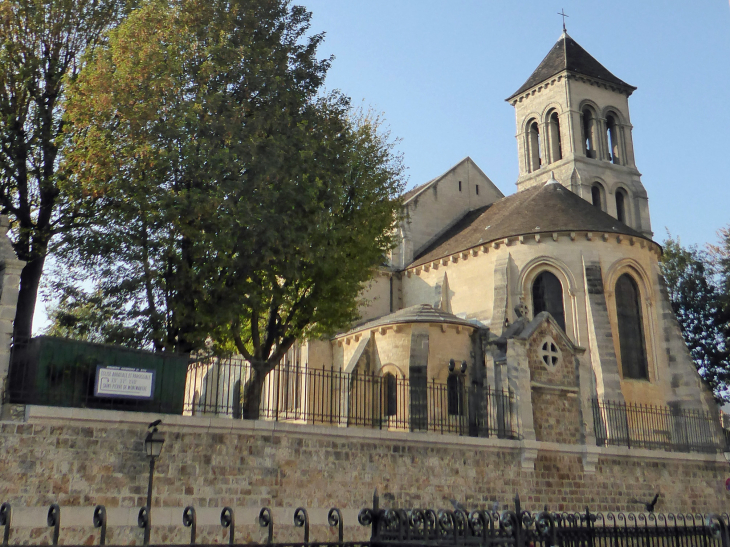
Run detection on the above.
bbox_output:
[409,182,648,268]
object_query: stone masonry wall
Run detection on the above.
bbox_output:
[0,407,729,545]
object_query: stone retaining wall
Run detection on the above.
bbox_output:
[0,406,728,545]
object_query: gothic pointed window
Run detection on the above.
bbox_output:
[615,274,648,380]
[532,271,566,332]
[384,372,397,416]
[527,119,541,172]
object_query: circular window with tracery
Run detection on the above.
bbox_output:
[539,337,561,370]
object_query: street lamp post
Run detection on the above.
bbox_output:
[142,421,164,545]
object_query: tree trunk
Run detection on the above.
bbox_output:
[241,366,267,420]
[13,253,46,344]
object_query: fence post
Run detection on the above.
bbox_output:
[328,508,344,543]
[294,508,309,544]
[182,506,196,545]
[93,505,107,546]
[0,503,10,546]
[586,506,594,547]
[513,494,523,547]
[47,504,60,546]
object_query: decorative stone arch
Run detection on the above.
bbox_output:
[521,111,543,133]
[519,256,579,343]
[601,106,626,125]
[379,362,406,378]
[603,258,659,384]
[540,102,564,121]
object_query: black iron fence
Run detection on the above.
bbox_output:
[184,357,519,439]
[361,493,730,547]
[2,494,729,547]
[592,398,727,453]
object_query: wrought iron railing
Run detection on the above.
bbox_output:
[592,398,726,453]
[184,357,519,439]
[2,494,730,547]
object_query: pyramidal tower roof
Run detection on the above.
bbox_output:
[507,32,636,101]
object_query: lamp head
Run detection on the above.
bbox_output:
[144,425,164,459]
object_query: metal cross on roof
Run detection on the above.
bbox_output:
[558,8,569,32]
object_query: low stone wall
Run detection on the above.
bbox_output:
[0,405,729,545]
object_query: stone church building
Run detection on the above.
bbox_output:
[273,31,718,449]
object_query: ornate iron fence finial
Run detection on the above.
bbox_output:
[258,508,273,545]
[182,507,196,545]
[293,507,309,544]
[220,507,235,546]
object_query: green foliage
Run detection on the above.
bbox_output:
[660,234,730,401]
[0,0,133,341]
[58,0,405,417]
[45,286,147,348]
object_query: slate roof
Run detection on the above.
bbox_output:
[507,32,636,101]
[339,304,477,337]
[410,181,648,268]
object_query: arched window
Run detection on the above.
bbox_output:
[532,271,566,332]
[447,374,464,416]
[384,372,397,416]
[615,274,648,380]
[616,189,627,223]
[527,119,541,172]
[582,107,597,159]
[606,114,621,165]
[547,111,562,163]
[591,184,602,209]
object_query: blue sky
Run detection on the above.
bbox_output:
[299,0,730,248]
[32,1,730,333]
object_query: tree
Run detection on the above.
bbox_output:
[660,235,730,401]
[58,0,405,417]
[0,0,133,343]
[45,286,146,347]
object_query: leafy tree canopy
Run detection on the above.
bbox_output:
[0,0,134,343]
[660,234,730,401]
[56,0,405,417]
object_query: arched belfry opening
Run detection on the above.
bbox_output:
[527,119,541,172]
[582,107,598,159]
[547,111,562,163]
[606,114,621,165]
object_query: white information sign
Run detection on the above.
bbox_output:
[94,366,155,399]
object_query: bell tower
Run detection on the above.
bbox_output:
[506,32,652,238]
